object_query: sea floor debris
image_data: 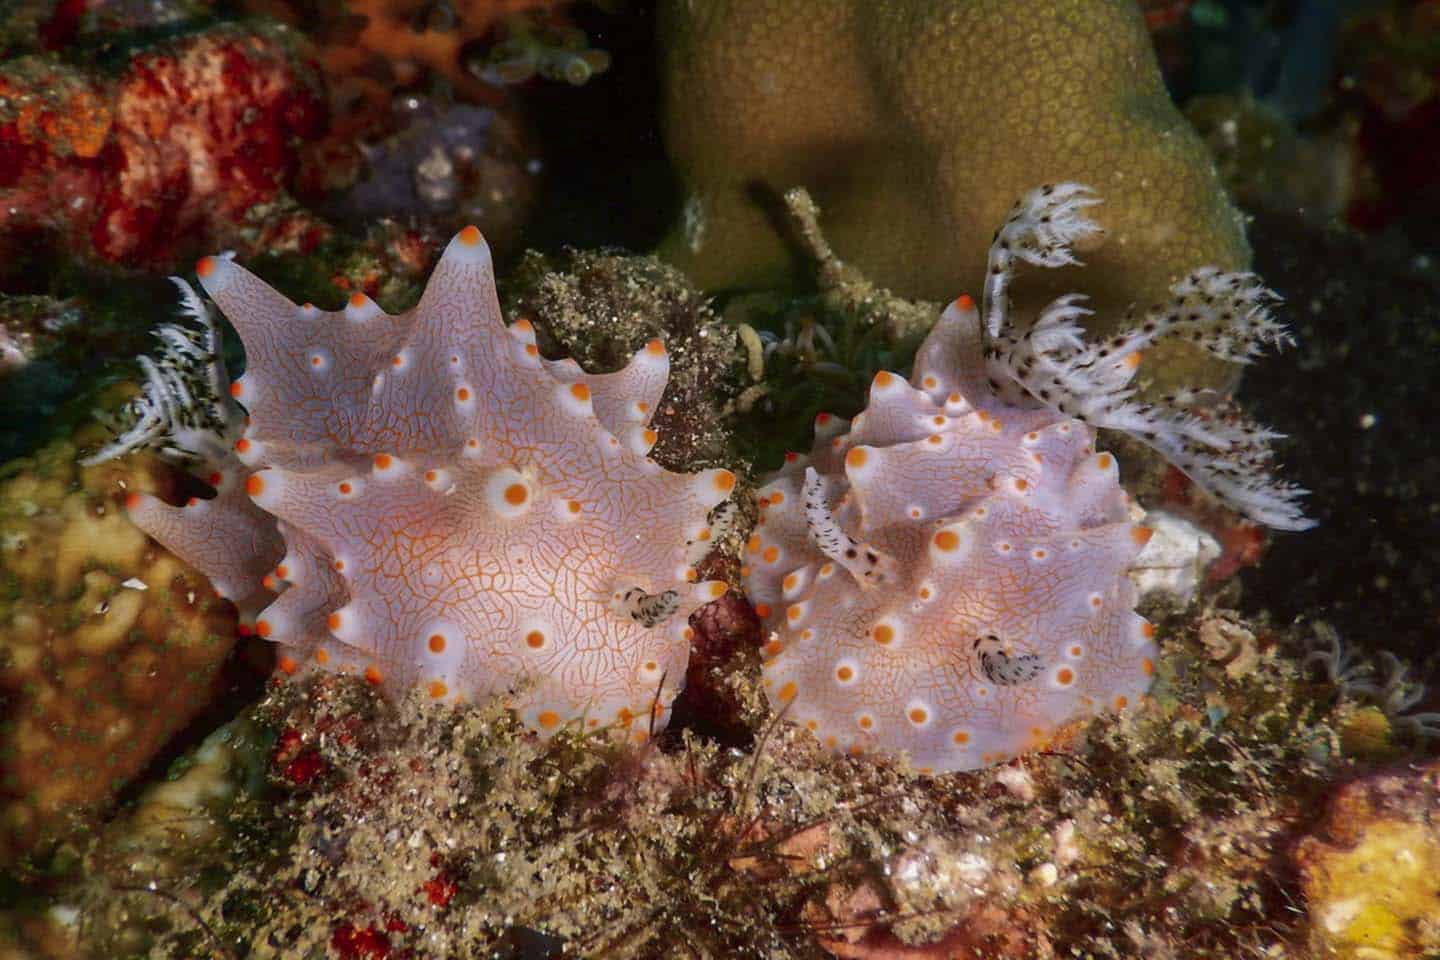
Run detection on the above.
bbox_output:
[6,605,1434,959]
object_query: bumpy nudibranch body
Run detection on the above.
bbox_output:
[90,227,735,738]
[743,184,1309,773]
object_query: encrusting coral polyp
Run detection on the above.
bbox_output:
[87,225,736,740]
[743,183,1309,772]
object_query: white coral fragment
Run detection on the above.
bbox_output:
[1128,509,1222,605]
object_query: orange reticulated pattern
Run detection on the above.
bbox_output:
[743,298,1157,773]
[124,227,733,737]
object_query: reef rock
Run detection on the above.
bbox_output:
[0,429,239,865]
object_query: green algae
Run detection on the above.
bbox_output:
[721,188,937,468]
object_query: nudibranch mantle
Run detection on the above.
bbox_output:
[110,226,735,738]
[743,183,1308,773]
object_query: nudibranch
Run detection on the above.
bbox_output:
[87,226,736,738]
[743,183,1310,772]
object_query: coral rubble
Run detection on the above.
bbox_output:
[37,607,1410,959]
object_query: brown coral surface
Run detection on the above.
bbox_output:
[658,0,1250,392]
[0,426,241,867]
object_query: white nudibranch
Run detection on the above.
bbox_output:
[86,226,735,742]
[744,183,1309,772]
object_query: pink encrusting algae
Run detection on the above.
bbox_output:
[743,184,1310,773]
[87,225,735,739]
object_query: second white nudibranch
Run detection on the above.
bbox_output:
[743,183,1310,773]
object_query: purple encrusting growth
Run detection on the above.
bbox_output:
[743,184,1309,773]
[329,101,500,224]
[88,226,736,739]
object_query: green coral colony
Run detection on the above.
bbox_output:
[89,184,1308,771]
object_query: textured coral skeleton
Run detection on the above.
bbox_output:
[743,183,1309,772]
[88,227,736,738]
